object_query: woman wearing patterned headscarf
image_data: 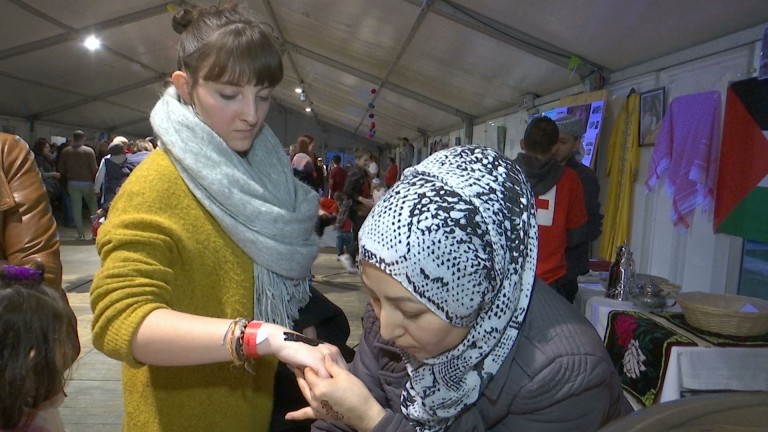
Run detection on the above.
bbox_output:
[288,145,630,432]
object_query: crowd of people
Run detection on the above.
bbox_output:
[30,132,155,240]
[293,138,400,275]
[0,2,629,432]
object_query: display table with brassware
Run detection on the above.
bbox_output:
[601,309,768,407]
[575,272,674,325]
[582,293,682,337]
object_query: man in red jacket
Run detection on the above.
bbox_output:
[512,117,587,303]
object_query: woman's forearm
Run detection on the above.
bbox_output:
[132,309,232,366]
[131,309,331,370]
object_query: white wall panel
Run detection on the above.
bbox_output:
[603,44,756,294]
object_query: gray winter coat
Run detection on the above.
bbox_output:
[312,279,631,432]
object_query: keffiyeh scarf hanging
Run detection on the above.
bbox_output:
[150,86,319,327]
[645,91,721,231]
[359,145,538,432]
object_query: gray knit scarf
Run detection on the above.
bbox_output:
[150,86,319,327]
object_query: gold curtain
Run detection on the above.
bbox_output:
[600,92,640,259]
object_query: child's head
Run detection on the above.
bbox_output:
[358,145,538,427]
[521,116,559,157]
[0,265,78,430]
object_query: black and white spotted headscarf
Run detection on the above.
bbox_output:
[359,145,538,432]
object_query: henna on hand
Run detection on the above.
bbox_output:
[283,332,321,346]
[320,399,344,421]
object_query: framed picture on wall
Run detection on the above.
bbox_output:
[639,87,665,146]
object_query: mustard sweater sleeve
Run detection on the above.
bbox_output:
[90,151,184,367]
[90,149,256,368]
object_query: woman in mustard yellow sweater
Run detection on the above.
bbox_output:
[89,4,344,431]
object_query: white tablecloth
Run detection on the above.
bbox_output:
[662,346,768,401]
[574,283,605,320]
[583,295,768,404]
[584,295,681,339]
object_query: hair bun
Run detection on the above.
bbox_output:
[172,8,195,35]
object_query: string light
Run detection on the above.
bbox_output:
[296,82,312,113]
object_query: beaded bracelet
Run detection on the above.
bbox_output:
[223,318,249,366]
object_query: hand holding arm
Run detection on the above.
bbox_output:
[286,354,385,432]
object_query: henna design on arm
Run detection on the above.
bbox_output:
[283,332,321,346]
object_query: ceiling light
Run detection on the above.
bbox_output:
[304,107,312,112]
[294,87,303,93]
[84,35,101,50]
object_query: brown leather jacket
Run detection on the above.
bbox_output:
[0,132,62,285]
[0,132,79,358]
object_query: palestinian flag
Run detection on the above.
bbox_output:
[714,77,768,242]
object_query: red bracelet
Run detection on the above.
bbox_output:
[243,320,264,358]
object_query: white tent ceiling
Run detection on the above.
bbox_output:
[2,0,768,146]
